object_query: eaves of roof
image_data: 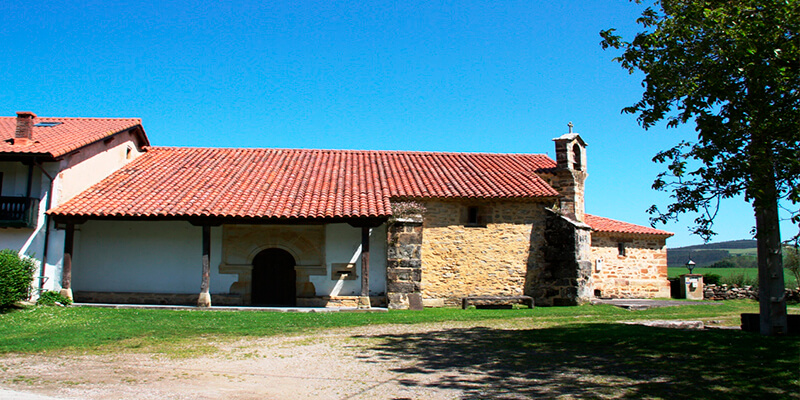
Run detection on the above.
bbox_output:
[585,214,674,237]
[49,147,560,221]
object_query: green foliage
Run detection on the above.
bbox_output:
[785,246,800,286]
[0,250,36,309]
[720,271,759,287]
[703,273,721,285]
[676,239,757,251]
[36,291,73,307]
[668,267,798,288]
[708,255,757,269]
[601,0,800,243]
[668,249,730,267]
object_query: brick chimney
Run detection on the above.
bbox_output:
[14,111,37,146]
[552,126,587,221]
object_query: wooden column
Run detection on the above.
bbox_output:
[198,225,212,307]
[59,223,74,300]
[359,226,370,308]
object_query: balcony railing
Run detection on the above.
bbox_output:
[0,197,40,228]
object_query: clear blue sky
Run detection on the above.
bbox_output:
[1,1,793,247]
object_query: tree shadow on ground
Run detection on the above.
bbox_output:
[355,324,799,399]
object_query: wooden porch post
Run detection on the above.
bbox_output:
[198,225,212,307]
[360,226,370,308]
[59,223,74,300]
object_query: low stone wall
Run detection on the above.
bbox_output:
[703,284,800,302]
[703,284,757,300]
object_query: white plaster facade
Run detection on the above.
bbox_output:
[0,131,144,296]
[70,220,387,302]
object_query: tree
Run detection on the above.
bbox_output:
[601,0,800,335]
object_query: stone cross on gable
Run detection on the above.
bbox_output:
[568,121,574,133]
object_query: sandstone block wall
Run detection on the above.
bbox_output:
[420,200,547,306]
[590,234,670,298]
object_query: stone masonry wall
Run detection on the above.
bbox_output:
[420,200,548,307]
[386,217,424,310]
[590,234,670,298]
[532,210,593,306]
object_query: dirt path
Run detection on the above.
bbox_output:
[0,321,507,400]
[4,316,788,400]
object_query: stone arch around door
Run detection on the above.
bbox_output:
[219,225,327,305]
[251,248,296,306]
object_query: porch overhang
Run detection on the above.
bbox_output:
[49,212,389,228]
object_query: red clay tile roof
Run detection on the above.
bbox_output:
[0,116,147,158]
[50,147,559,220]
[585,214,673,236]
[380,151,556,198]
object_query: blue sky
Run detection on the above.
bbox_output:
[1,1,793,247]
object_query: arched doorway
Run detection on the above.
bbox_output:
[251,248,296,306]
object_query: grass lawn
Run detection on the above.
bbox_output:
[0,301,773,354]
[669,267,799,288]
[1,302,799,398]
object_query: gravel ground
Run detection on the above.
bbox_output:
[1,313,769,400]
[0,321,514,400]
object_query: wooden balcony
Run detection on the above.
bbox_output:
[0,197,40,228]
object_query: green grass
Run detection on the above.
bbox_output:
[669,267,799,288]
[2,303,799,398]
[0,301,786,355]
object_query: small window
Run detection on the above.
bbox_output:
[617,242,626,257]
[126,146,132,160]
[34,122,62,127]
[467,206,479,225]
[465,206,488,227]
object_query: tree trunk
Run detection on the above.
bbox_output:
[753,165,788,336]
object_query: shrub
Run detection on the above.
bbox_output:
[702,273,721,285]
[0,249,37,308]
[719,271,758,288]
[36,290,72,306]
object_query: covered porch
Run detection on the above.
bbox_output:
[52,215,388,309]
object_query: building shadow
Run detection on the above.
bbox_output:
[354,324,798,399]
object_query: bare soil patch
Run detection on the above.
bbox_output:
[2,316,796,399]
[0,321,509,400]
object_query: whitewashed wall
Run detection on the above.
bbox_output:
[72,220,233,294]
[0,132,145,295]
[311,223,387,296]
[55,134,144,203]
[64,220,386,298]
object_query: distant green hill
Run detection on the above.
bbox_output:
[674,239,757,251]
[667,239,757,268]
